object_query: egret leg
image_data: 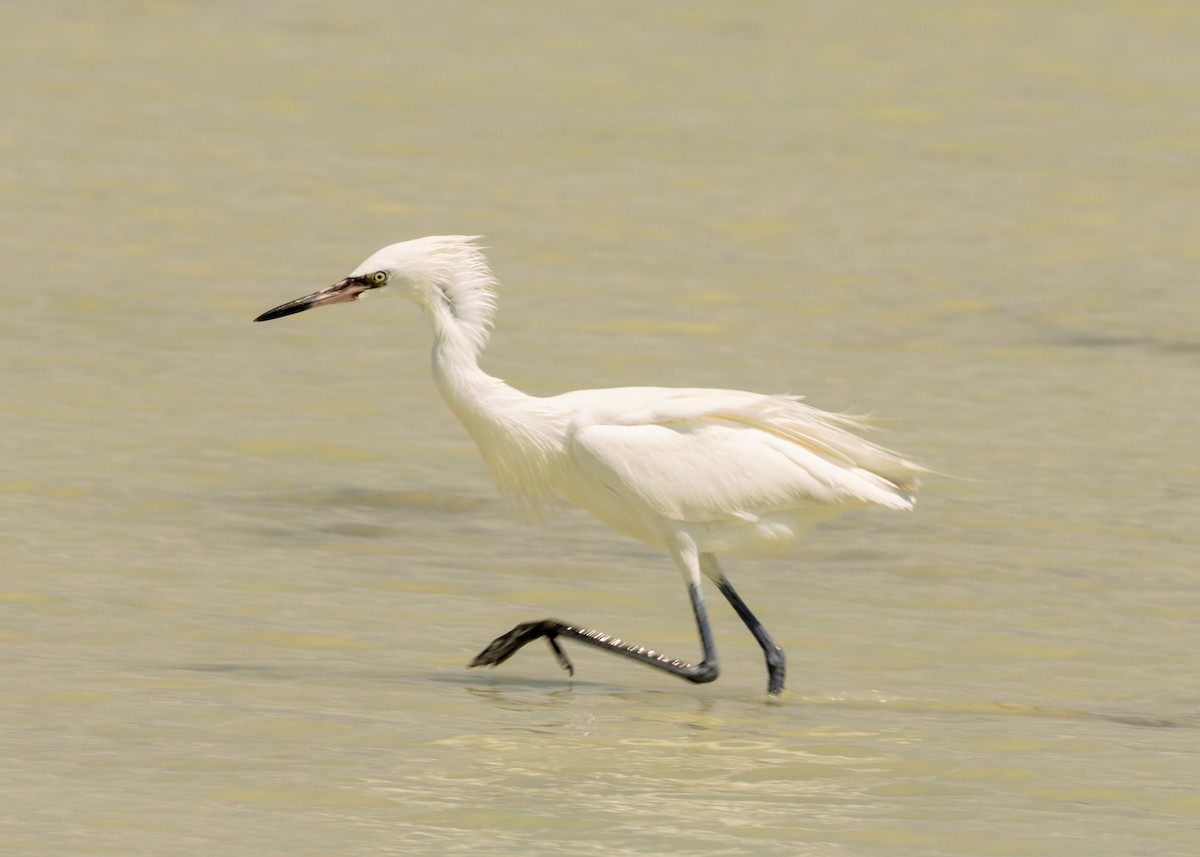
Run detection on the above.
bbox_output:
[468,549,721,686]
[701,554,786,695]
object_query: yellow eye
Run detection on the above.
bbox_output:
[371,271,388,285]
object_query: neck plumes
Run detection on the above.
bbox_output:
[418,241,565,516]
[419,239,503,403]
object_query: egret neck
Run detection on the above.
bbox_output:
[420,259,567,519]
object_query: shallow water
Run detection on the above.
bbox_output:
[3,2,1199,855]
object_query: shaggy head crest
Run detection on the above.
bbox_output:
[353,235,498,355]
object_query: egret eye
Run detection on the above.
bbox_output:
[371,271,388,285]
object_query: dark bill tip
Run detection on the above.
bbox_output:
[253,278,369,323]
[253,299,317,322]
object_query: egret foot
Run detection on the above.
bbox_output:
[469,619,575,675]
[467,612,720,686]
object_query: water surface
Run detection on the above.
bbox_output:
[2,2,1198,855]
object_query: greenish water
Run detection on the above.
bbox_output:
[2,2,1198,855]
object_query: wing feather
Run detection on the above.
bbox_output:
[568,391,923,523]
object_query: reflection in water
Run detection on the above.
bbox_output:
[266,489,490,513]
[466,678,1196,731]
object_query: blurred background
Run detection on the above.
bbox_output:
[2,2,1197,855]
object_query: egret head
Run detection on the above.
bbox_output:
[253,236,488,323]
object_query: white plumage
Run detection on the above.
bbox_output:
[255,236,923,695]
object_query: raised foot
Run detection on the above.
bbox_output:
[468,617,728,690]
[468,619,575,675]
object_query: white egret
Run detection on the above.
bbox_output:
[254,236,923,695]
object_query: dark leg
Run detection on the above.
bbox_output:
[468,581,720,686]
[702,555,786,695]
